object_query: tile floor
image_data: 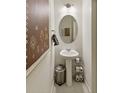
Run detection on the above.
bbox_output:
[55,81,85,93]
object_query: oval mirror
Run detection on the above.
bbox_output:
[59,15,78,43]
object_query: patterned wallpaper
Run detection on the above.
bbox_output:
[26,0,49,69]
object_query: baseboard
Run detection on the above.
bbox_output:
[50,80,56,93]
[82,64,91,93]
[84,78,91,93]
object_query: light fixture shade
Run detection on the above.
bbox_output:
[65,3,71,8]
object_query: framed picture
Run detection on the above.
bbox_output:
[64,28,70,36]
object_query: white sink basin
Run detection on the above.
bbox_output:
[60,49,79,86]
[60,49,79,59]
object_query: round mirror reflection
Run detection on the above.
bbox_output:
[59,15,78,43]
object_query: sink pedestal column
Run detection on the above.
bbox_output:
[66,59,72,86]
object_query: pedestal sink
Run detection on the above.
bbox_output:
[60,49,79,86]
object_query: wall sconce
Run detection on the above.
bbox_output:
[60,3,76,14]
[64,3,76,13]
[65,3,72,8]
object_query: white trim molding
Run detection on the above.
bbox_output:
[82,65,91,93]
[84,78,91,93]
[50,80,56,93]
[26,49,50,77]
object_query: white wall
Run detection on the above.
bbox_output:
[26,0,55,93]
[54,0,83,65]
[82,0,92,92]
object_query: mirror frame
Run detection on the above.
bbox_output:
[59,15,78,44]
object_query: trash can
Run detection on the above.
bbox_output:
[55,64,66,86]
